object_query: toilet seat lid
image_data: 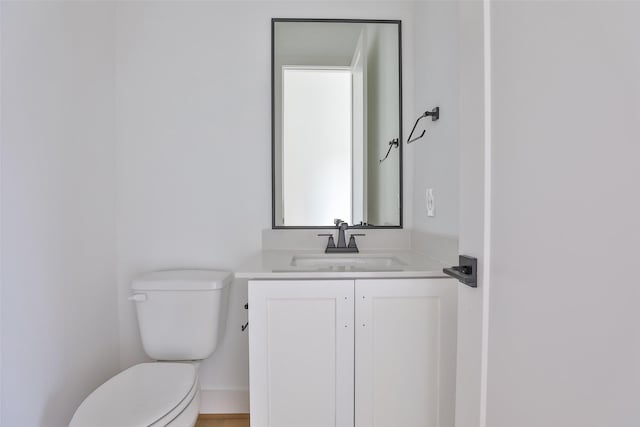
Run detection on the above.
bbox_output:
[69,362,197,427]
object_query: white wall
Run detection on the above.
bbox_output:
[0,3,4,420]
[114,0,415,409]
[366,23,401,226]
[411,5,486,427]
[0,2,4,420]
[487,2,640,426]
[0,2,119,426]
[411,1,459,239]
[451,2,488,426]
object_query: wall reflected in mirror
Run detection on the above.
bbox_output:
[272,19,402,228]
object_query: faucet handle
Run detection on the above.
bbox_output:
[347,233,365,251]
[348,233,365,245]
[317,233,336,249]
[334,218,346,226]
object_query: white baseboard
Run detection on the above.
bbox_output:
[199,389,250,414]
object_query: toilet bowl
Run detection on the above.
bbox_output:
[70,270,232,427]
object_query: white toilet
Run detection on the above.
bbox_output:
[70,269,232,427]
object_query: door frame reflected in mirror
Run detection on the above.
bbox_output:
[271,18,403,229]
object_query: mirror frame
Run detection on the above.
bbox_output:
[271,18,403,229]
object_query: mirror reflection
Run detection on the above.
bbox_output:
[272,19,402,228]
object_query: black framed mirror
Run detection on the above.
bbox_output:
[272,18,403,229]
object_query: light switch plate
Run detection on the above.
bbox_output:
[426,189,435,217]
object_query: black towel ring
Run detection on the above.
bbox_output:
[407,107,440,144]
[379,138,399,163]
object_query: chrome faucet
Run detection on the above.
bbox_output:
[318,219,365,253]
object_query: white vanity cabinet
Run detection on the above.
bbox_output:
[248,278,456,427]
[354,278,457,427]
[248,280,355,427]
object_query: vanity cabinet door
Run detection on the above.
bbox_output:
[355,278,457,427]
[249,280,355,427]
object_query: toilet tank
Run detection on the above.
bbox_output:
[130,269,232,361]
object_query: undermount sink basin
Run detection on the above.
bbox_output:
[290,254,405,270]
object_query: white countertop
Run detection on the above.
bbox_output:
[235,249,448,280]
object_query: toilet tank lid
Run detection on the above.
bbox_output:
[131,269,233,291]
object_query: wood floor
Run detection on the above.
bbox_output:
[196,414,250,427]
